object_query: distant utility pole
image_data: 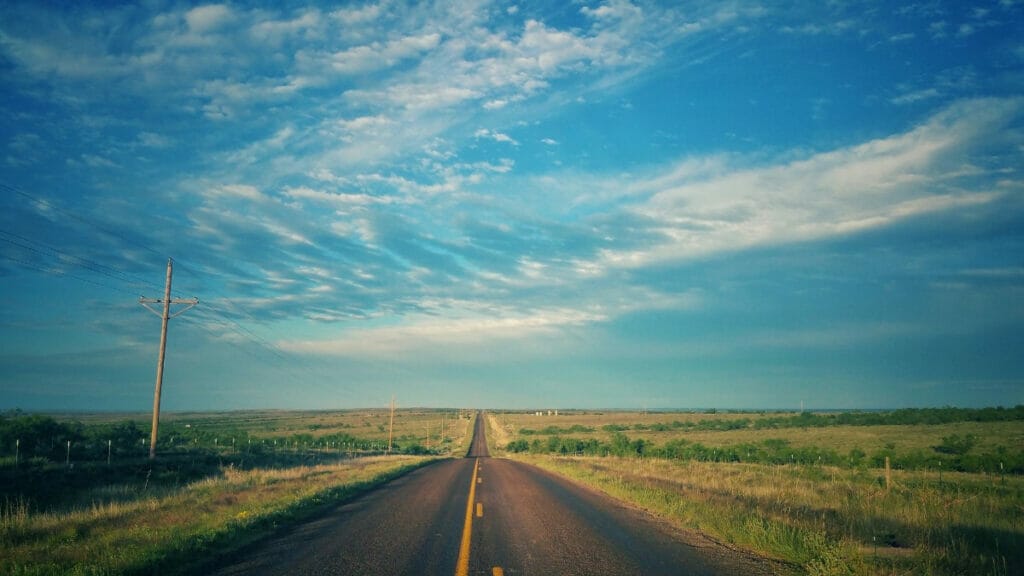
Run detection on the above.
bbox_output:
[139,258,197,460]
[387,395,395,454]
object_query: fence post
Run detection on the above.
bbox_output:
[107,439,112,466]
[885,456,891,492]
[15,438,19,469]
[66,440,71,468]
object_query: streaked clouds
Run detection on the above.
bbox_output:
[1,0,1022,410]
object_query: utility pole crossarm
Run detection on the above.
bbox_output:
[139,297,198,318]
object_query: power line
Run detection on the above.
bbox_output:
[0,252,142,297]
[0,230,163,294]
[0,183,167,261]
[2,182,347,393]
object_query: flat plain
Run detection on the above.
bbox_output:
[0,409,471,575]
[488,408,1024,576]
[2,407,1021,575]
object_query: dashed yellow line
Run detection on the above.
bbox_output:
[455,458,480,576]
[492,567,504,576]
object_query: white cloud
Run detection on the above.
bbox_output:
[594,98,1024,268]
[137,132,172,148]
[330,5,383,26]
[208,183,267,201]
[347,84,483,111]
[79,154,119,169]
[280,306,606,357]
[249,9,322,43]
[474,128,519,145]
[330,33,441,74]
[891,88,941,105]
[336,115,394,133]
[185,5,233,33]
[284,186,401,206]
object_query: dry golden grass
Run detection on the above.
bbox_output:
[0,456,432,575]
[494,411,1023,466]
[508,450,1023,575]
[489,411,1024,575]
[644,421,1024,454]
[486,413,512,449]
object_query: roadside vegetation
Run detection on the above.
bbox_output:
[1,456,431,575]
[490,407,1024,576]
[0,408,471,575]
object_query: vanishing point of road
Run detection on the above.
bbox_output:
[208,413,774,576]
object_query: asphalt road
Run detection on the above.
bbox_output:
[207,413,771,576]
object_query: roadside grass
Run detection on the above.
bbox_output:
[485,413,511,455]
[0,455,434,576]
[486,413,1024,575]
[509,454,1022,576]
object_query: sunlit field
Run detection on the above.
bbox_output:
[0,409,475,575]
[51,408,473,455]
[489,408,1024,576]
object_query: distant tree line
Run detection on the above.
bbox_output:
[506,431,1024,474]
[0,411,433,465]
[516,406,1024,436]
[751,406,1024,429]
[0,411,147,462]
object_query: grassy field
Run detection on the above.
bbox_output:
[1,456,435,575]
[494,411,1024,453]
[488,409,1024,576]
[48,407,474,454]
[0,409,477,575]
[491,409,1024,473]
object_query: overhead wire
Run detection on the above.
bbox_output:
[1,182,335,389]
[0,229,164,294]
[0,252,144,297]
[1,183,168,262]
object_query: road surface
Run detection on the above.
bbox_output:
[207,413,773,575]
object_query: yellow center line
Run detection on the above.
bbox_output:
[492,567,504,576]
[455,458,480,576]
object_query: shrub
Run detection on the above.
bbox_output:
[934,434,978,455]
[506,439,530,453]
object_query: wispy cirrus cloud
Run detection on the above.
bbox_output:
[590,97,1023,268]
[279,305,605,357]
[3,0,1022,409]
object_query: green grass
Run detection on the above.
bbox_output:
[492,410,1024,474]
[0,408,481,575]
[0,456,435,576]
[489,412,1024,576]
[511,454,1022,575]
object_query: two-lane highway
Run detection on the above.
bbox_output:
[209,413,771,575]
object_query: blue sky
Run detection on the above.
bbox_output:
[1,1,1023,411]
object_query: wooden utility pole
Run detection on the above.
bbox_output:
[140,258,197,460]
[387,395,395,454]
